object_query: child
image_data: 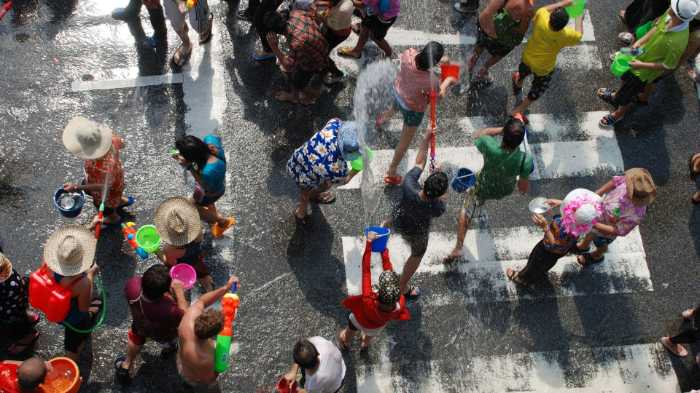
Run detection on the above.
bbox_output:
[62,116,133,229]
[511,0,584,115]
[317,0,355,83]
[377,41,458,185]
[174,134,235,238]
[0,357,50,393]
[337,0,400,59]
[338,232,410,350]
[155,197,214,292]
[507,189,601,286]
[0,252,40,356]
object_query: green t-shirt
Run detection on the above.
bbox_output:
[474,135,534,201]
[632,11,689,82]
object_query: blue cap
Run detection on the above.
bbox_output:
[339,121,360,160]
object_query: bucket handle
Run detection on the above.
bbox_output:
[366,230,389,238]
[455,173,475,180]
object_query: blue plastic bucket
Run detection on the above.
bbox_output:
[364,226,390,252]
[451,168,476,193]
[53,188,86,218]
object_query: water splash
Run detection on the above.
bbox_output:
[352,60,397,227]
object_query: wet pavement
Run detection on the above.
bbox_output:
[1,0,700,392]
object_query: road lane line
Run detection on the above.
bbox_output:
[71,72,184,91]
[354,343,679,393]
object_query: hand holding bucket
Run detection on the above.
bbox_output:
[565,0,586,17]
[364,226,390,252]
[451,168,476,193]
[610,52,634,77]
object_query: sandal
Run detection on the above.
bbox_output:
[511,71,522,96]
[198,13,214,45]
[252,50,276,62]
[661,337,689,357]
[599,113,621,128]
[7,331,40,355]
[337,47,361,59]
[576,253,605,268]
[172,44,192,67]
[689,153,700,180]
[114,356,132,385]
[211,217,236,238]
[384,175,402,186]
[403,286,421,302]
[506,268,528,287]
[596,88,617,106]
[311,192,336,204]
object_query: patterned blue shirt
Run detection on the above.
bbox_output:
[287,119,349,188]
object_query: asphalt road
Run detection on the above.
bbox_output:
[1,0,700,392]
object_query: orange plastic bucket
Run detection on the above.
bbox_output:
[41,357,81,393]
[440,63,460,82]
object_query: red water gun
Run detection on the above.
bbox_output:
[0,1,12,21]
[428,90,437,173]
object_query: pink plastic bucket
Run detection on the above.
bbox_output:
[170,264,197,289]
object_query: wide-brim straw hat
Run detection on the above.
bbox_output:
[43,225,96,277]
[625,168,656,206]
[154,197,202,247]
[0,253,12,282]
[62,116,114,160]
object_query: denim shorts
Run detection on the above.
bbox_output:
[592,234,616,248]
[393,89,425,127]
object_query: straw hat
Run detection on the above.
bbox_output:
[625,168,656,206]
[43,225,96,276]
[62,116,114,160]
[154,197,202,247]
[0,253,12,283]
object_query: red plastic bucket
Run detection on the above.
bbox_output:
[276,377,299,393]
[440,63,460,82]
[42,357,81,393]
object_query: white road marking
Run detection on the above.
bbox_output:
[355,343,679,393]
[341,227,650,303]
[71,72,184,92]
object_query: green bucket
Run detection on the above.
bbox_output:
[610,53,634,77]
[350,147,374,172]
[565,0,586,17]
[136,225,161,253]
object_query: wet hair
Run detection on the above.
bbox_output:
[263,11,287,34]
[293,339,319,370]
[501,118,526,150]
[194,309,224,340]
[17,358,47,392]
[175,135,210,170]
[377,271,401,306]
[415,41,444,71]
[424,171,449,199]
[142,264,171,300]
[549,8,570,31]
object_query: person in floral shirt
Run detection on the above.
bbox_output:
[576,168,656,266]
[287,118,362,224]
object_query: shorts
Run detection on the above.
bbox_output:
[592,234,616,248]
[291,68,316,90]
[461,185,484,219]
[614,71,647,107]
[361,14,396,40]
[193,184,224,206]
[393,88,425,127]
[476,20,519,58]
[348,313,386,337]
[395,227,429,257]
[163,0,211,34]
[518,62,554,101]
[128,328,177,347]
[63,299,103,353]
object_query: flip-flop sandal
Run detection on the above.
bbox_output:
[172,44,192,67]
[252,51,276,61]
[599,113,621,128]
[689,153,700,179]
[199,14,214,45]
[511,72,522,96]
[7,331,40,355]
[114,356,132,385]
[337,47,361,59]
[576,253,605,268]
[118,196,135,209]
[384,175,402,186]
[211,217,236,238]
[506,268,528,286]
[661,337,689,357]
[403,286,421,302]
[596,88,617,106]
[311,192,336,204]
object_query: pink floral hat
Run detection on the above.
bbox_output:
[560,188,603,237]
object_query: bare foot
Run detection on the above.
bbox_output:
[445,247,463,263]
[682,308,695,319]
[337,329,350,351]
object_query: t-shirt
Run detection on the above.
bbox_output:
[598,175,647,237]
[391,167,446,235]
[474,135,534,201]
[200,134,226,195]
[394,48,440,112]
[326,0,354,31]
[365,0,400,20]
[0,270,28,324]
[287,10,329,72]
[522,8,583,76]
[342,241,410,329]
[305,337,346,393]
[83,135,125,208]
[633,11,689,82]
[124,277,184,342]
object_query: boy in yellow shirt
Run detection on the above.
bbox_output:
[511,0,584,115]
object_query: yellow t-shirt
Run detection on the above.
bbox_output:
[522,8,583,76]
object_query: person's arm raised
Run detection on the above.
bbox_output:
[543,0,572,13]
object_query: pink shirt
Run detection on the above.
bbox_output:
[365,0,400,19]
[393,48,439,112]
[599,176,647,237]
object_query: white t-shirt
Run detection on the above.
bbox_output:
[326,0,354,31]
[305,337,346,393]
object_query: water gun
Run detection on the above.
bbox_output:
[428,90,437,173]
[0,1,12,21]
[122,222,149,260]
[214,283,240,373]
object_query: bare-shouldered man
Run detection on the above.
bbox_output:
[177,275,239,390]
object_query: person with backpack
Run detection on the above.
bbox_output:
[115,264,188,385]
[510,0,584,116]
[447,117,534,261]
[174,134,236,238]
[468,0,534,87]
[42,225,102,362]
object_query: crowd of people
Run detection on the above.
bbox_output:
[1,0,700,392]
